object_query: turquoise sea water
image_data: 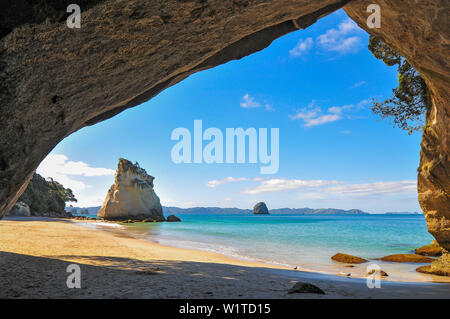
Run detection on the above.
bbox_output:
[106,213,435,278]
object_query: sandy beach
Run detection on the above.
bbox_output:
[0,217,449,299]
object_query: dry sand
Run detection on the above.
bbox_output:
[0,217,449,299]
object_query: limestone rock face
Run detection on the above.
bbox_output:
[98,159,164,221]
[253,202,269,215]
[6,201,30,217]
[344,0,450,274]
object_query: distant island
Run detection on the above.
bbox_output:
[162,207,371,215]
[67,206,420,216]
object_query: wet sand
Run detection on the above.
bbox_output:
[0,217,449,299]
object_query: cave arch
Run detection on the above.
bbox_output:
[0,1,448,272]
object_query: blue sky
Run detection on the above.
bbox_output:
[37,10,423,213]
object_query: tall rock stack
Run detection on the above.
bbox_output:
[98,158,164,221]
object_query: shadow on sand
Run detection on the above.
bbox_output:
[1,251,449,299]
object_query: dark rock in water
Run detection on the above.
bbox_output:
[253,202,269,215]
[415,240,442,257]
[331,253,367,264]
[166,215,181,222]
[376,254,434,263]
[71,216,97,221]
[288,282,325,295]
[367,269,389,277]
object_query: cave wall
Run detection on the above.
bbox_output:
[0,0,448,267]
[345,1,449,256]
[0,0,352,217]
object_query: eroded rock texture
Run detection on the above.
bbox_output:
[345,0,449,274]
[98,158,163,221]
[0,1,448,270]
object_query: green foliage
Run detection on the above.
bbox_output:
[46,177,77,203]
[368,35,431,134]
[19,173,77,213]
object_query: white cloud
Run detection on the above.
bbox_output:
[38,154,115,177]
[207,177,249,188]
[290,99,371,127]
[240,93,261,108]
[290,101,343,127]
[289,37,314,57]
[240,94,273,111]
[303,113,341,127]
[323,181,417,196]
[239,178,417,199]
[289,18,364,58]
[240,178,341,195]
[317,19,364,54]
[351,81,367,89]
[356,99,371,109]
[37,154,115,192]
[328,104,353,114]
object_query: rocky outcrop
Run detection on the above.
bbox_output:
[0,0,448,273]
[166,215,181,222]
[331,253,367,264]
[253,202,269,215]
[415,240,443,257]
[6,201,30,217]
[344,0,450,276]
[416,253,450,276]
[367,269,388,277]
[376,254,434,263]
[98,159,164,221]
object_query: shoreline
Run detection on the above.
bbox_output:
[0,217,449,298]
[78,218,449,284]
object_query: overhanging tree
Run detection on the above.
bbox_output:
[368,35,431,134]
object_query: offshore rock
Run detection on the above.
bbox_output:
[166,215,181,222]
[253,202,269,215]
